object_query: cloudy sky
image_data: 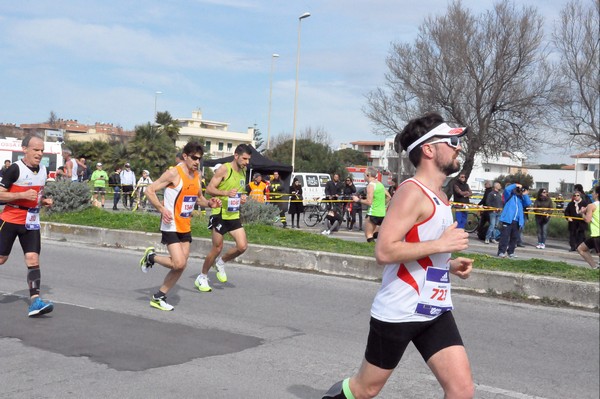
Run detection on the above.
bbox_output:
[0,0,574,163]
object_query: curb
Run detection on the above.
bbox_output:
[41,222,600,309]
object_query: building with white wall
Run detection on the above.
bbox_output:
[176,109,255,158]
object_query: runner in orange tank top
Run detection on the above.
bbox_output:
[138,141,221,311]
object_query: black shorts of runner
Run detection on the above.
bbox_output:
[208,214,243,236]
[583,236,600,253]
[367,215,385,226]
[0,220,41,256]
[364,311,463,369]
[93,187,106,194]
[161,231,192,245]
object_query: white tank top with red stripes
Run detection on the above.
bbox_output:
[371,178,455,323]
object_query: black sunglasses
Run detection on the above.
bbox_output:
[188,155,202,161]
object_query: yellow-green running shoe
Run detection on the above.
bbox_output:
[150,295,174,311]
[215,257,227,283]
[195,275,212,292]
[140,246,155,273]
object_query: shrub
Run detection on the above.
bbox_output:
[43,180,91,214]
[240,199,280,225]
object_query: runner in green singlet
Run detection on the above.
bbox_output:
[353,167,391,242]
[195,144,252,292]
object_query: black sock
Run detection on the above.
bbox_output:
[149,253,155,264]
[27,266,41,297]
[367,237,375,243]
[154,290,166,299]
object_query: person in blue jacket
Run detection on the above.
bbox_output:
[497,183,532,258]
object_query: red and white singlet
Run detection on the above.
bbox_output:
[0,160,47,225]
[371,178,455,323]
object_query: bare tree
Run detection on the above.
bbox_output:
[551,0,599,149]
[47,111,59,128]
[365,0,552,179]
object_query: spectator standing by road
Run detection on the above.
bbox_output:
[533,188,555,249]
[288,178,304,229]
[90,162,109,208]
[323,112,474,399]
[108,167,121,210]
[78,157,90,182]
[497,183,532,258]
[388,176,398,197]
[246,173,267,203]
[477,180,493,240]
[555,193,565,210]
[324,173,343,210]
[119,162,136,209]
[0,159,11,178]
[350,189,364,231]
[484,182,503,244]
[565,191,588,251]
[134,170,153,210]
[341,177,357,223]
[0,135,55,317]
[269,171,288,228]
[453,173,472,229]
[577,185,599,269]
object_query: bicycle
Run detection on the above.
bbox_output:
[303,204,329,227]
[455,204,481,233]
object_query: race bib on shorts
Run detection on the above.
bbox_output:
[25,208,41,230]
[414,266,453,317]
[179,196,197,218]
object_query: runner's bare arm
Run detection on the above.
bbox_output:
[375,182,469,265]
[145,168,179,221]
[196,173,221,209]
[583,203,597,224]
[206,166,237,197]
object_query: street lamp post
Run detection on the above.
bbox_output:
[154,91,163,122]
[291,12,310,170]
[267,53,279,151]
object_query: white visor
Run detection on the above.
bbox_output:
[406,123,468,154]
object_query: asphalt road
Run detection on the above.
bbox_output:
[1,242,598,399]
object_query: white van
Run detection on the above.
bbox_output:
[291,172,331,204]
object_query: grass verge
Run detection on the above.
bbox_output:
[44,208,599,283]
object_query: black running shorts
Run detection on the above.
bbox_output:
[367,215,385,226]
[583,236,600,254]
[208,214,243,236]
[160,231,192,245]
[364,311,464,369]
[0,219,41,256]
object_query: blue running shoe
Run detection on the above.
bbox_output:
[28,297,54,317]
